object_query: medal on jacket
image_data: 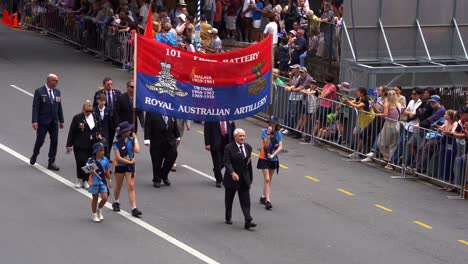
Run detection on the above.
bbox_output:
[79,122,85,131]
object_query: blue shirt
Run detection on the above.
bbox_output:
[113,137,134,167]
[253,3,263,21]
[155,33,176,47]
[87,157,110,185]
[260,129,282,161]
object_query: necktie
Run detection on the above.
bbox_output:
[107,91,112,107]
[49,89,54,104]
[239,145,246,158]
[220,121,226,136]
[163,116,168,126]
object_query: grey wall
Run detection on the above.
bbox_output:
[342,0,468,62]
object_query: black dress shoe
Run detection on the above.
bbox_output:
[259,196,266,205]
[30,155,37,165]
[244,221,257,230]
[163,179,171,186]
[153,182,161,188]
[47,163,60,171]
[265,201,273,210]
[215,182,222,188]
[225,220,232,225]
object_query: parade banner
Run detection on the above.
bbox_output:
[135,34,272,121]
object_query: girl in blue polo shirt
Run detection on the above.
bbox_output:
[87,142,111,222]
[257,116,283,210]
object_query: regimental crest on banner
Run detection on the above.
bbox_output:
[248,61,266,96]
[146,62,188,97]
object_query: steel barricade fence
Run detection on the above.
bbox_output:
[312,96,359,152]
[401,125,465,194]
[19,2,133,69]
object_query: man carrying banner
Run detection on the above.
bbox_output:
[204,120,236,187]
[144,112,180,188]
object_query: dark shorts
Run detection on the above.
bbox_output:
[257,158,279,170]
[279,61,289,72]
[114,165,134,174]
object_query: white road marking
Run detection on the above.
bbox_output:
[182,165,216,182]
[10,84,34,97]
[0,143,220,264]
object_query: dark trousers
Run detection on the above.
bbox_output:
[33,123,59,165]
[225,186,252,223]
[150,145,177,183]
[74,148,92,181]
[210,149,224,183]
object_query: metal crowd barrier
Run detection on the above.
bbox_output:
[19,2,134,70]
[260,83,467,198]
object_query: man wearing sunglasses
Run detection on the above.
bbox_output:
[114,80,145,134]
[30,73,64,171]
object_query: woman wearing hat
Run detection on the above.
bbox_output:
[257,116,283,210]
[87,142,111,222]
[112,121,142,217]
[67,100,102,189]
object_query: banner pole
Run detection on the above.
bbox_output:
[133,32,137,124]
[195,0,201,51]
[269,35,274,121]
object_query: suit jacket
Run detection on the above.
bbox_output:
[144,112,180,148]
[223,142,253,189]
[204,121,236,150]
[93,106,113,143]
[66,113,101,150]
[92,89,121,111]
[32,86,64,125]
[114,93,145,130]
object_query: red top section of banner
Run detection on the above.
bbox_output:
[136,35,272,87]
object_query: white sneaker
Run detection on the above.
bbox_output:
[365,152,375,158]
[75,179,82,188]
[282,129,289,135]
[92,213,101,223]
[361,157,373,162]
[83,181,90,189]
[97,209,104,220]
[348,153,359,159]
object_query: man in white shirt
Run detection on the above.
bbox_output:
[263,14,278,47]
[240,0,253,42]
[401,87,422,165]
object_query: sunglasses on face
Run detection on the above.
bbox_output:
[85,110,93,113]
[128,86,134,88]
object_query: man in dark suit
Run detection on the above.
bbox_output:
[93,77,120,145]
[114,80,145,134]
[223,128,256,230]
[144,112,180,188]
[93,93,114,159]
[30,74,64,171]
[204,120,236,187]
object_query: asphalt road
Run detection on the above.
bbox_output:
[1,24,468,264]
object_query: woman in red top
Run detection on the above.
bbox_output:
[315,74,337,136]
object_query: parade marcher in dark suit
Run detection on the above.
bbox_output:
[30,73,64,171]
[223,128,256,230]
[93,77,121,148]
[94,93,114,159]
[144,112,180,188]
[114,80,144,134]
[204,120,236,188]
[92,77,121,109]
[66,100,102,189]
